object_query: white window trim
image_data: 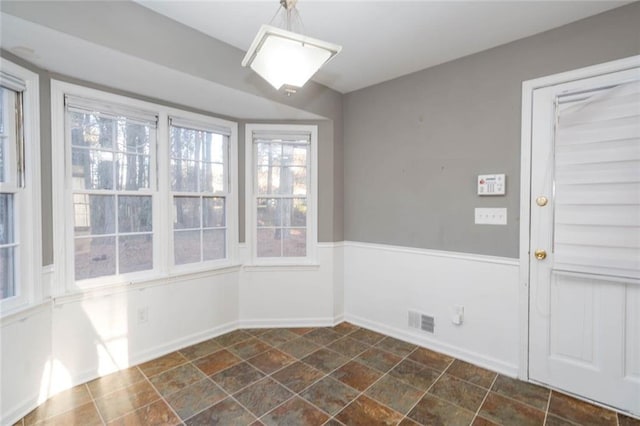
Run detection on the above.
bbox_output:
[168,115,237,273]
[51,80,238,296]
[245,123,318,266]
[0,58,42,316]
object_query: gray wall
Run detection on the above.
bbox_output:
[343,2,640,258]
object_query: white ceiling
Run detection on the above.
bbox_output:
[136,0,629,94]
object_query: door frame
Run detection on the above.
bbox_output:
[518,55,640,380]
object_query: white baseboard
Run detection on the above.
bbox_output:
[3,396,41,426]
[345,314,519,378]
[238,317,336,329]
[128,320,239,367]
[64,320,239,394]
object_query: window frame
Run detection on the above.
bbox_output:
[65,100,160,286]
[245,123,318,266]
[51,80,238,295]
[168,116,234,272]
[0,58,42,316]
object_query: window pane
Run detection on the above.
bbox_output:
[257,228,282,257]
[70,113,114,149]
[170,127,199,160]
[0,194,14,244]
[118,121,150,154]
[171,159,198,192]
[0,88,5,135]
[257,198,281,227]
[203,197,225,228]
[201,162,225,193]
[257,166,281,194]
[118,196,152,233]
[256,142,281,166]
[282,198,306,227]
[0,135,5,183]
[0,246,15,299]
[283,228,306,257]
[203,229,225,261]
[203,133,225,163]
[116,153,150,190]
[74,194,115,236]
[71,149,114,190]
[282,144,307,167]
[119,234,153,273]
[174,197,200,230]
[281,166,307,195]
[291,167,307,195]
[75,236,116,280]
[174,230,201,265]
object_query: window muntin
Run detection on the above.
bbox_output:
[170,121,229,265]
[253,133,311,259]
[68,107,156,281]
[53,81,237,293]
[0,87,19,300]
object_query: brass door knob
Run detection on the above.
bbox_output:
[534,249,547,260]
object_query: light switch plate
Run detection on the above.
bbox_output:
[475,208,507,225]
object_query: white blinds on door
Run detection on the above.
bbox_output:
[554,80,640,279]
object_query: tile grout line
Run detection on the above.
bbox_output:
[84,382,108,426]
[543,387,553,425]
[179,331,306,423]
[489,378,552,416]
[254,327,373,425]
[331,341,433,425]
[178,377,234,424]
[398,354,457,426]
[112,370,185,426]
[252,330,360,424]
[184,329,323,425]
[181,336,279,425]
[469,371,499,426]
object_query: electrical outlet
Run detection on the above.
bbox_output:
[452,305,464,325]
[137,307,149,324]
[475,208,507,225]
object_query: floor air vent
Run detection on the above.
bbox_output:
[409,310,435,333]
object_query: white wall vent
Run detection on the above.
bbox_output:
[409,310,435,333]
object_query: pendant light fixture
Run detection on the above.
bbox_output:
[241,0,342,93]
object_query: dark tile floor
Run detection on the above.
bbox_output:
[15,323,640,425]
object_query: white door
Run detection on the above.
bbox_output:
[528,66,640,416]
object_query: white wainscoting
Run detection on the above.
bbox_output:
[0,301,52,426]
[0,268,241,425]
[343,241,520,376]
[50,269,241,390]
[238,242,344,328]
[2,241,521,424]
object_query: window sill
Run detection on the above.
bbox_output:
[54,264,242,305]
[242,263,321,272]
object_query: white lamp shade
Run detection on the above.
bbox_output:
[242,25,341,90]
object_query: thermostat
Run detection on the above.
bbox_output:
[478,174,505,195]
